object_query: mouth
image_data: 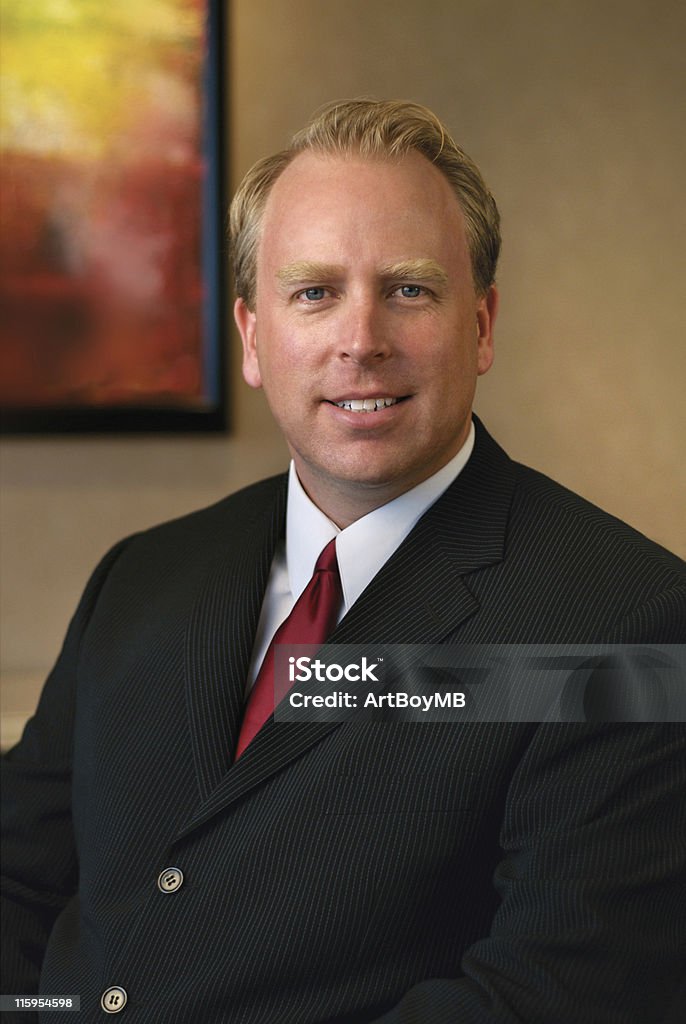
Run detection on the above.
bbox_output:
[325,396,410,414]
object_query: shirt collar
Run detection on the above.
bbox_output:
[286,420,475,611]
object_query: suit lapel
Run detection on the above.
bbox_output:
[184,475,287,802]
[177,420,517,839]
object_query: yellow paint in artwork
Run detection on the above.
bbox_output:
[0,0,203,158]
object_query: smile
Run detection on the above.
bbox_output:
[331,397,402,413]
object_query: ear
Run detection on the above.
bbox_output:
[234,297,262,389]
[475,285,498,376]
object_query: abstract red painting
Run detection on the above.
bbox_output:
[0,0,226,432]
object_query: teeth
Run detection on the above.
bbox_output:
[334,397,399,412]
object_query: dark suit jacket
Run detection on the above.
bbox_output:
[2,419,685,1023]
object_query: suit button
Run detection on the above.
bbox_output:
[101,987,127,1013]
[157,866,184,893]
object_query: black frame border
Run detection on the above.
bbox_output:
[1,0,228,436]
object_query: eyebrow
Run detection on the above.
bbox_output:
[276,262,345,286]
[379,259,449,288]
[276,258,449,288]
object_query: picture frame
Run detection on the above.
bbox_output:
[0,0,227,434]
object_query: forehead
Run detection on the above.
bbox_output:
[257,149,469,273]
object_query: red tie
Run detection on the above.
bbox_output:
[234,538,342,759]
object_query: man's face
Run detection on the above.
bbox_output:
[235,150,497,523]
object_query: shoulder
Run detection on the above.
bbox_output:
[467,419,684,640]
[511,460,683,574]
[471,416,683,581]
[129,472,287,551]
[506,461,685,640]
[63,473,289,652]
[90,472,288,591]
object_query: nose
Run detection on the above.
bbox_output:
[338,299,392,365]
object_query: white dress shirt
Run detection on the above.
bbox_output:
[245,421,475,691]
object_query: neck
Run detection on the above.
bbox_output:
[292,468,434,529]
[304,486,399,529]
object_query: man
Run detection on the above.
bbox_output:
[2,100,685,1023]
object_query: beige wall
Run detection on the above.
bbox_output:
[2,0,684,745]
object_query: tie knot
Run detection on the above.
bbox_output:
[315,537,339,575]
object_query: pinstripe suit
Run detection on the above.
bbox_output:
[2,419,685,1023]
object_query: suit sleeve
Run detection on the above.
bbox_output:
[355,718,686,1024]
[1,539,132,995]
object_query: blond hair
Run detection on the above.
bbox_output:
[230,99,501,309]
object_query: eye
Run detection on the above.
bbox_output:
[299,287,328,302]
[394,284,424,299]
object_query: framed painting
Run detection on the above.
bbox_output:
[0,0,227,434]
